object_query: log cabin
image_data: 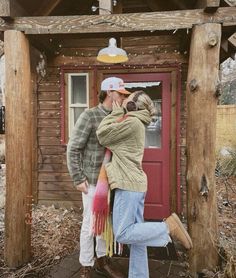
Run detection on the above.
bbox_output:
[0,0,236,275]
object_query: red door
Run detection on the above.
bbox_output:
[104,72,171,220]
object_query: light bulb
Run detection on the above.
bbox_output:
[91,6,98,12]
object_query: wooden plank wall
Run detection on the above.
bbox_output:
[179,64,188,219]
[37,66,82,209]
[216,104,236,151]
[36,35,188,213]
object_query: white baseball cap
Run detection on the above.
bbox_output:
[101,77,131,95]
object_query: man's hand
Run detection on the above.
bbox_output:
[75,180,88,194]
[122,98,129,108]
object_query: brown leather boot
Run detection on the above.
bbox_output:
[78,266,92,278]
[165,213,193,249]
[95,256,125,278]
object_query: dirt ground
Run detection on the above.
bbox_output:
[0,176,235,278]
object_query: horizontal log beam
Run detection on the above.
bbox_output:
[0,7,235,34]
[99,0,113,15]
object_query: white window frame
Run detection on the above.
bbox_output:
[68,73,89,136]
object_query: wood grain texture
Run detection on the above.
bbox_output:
[38,91,61,101]
[38,109,61,118]
[38,136,61,146]
[0,0,11,16]
[186,23,221,274]
[39,181,74,191]
[38,172,72,182]
[52,53,187,66]
[38,200,82,211]
[38,163,68,172]
[4,30,32,267]
[0,7,235,34]
[38,154,65,164]
[170,70,178,213]
[38,190,81,201]
[38,145,66,155]
[29,46,41,206]
[38,118,61,127]
[38,127,61,136]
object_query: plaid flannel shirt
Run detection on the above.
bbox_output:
[67,104,110,186]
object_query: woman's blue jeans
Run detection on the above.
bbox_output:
[112,189,171,278]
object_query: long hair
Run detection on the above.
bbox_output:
[130,90,157,118]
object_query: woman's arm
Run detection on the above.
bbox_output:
[96,107,137,147]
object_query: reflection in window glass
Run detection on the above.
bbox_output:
[145,100,162,148]
[124,81,162,148]
[71,76,87,104]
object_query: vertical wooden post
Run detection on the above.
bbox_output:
[186,23,221,276]
[4,30,32,267]
[99,0,113,14]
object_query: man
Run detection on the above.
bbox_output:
[67,77,130,278]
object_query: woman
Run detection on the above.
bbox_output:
[96,91,192,278]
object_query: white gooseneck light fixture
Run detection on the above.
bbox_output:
[97,38,128,64]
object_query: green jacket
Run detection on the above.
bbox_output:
[96,107,152,192]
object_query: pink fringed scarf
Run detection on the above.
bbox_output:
[92,148,117,256]
[92,148,112,235]
[92,115,127,256]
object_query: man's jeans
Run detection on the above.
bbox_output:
[113,189,171,278]
[80,185,106,266]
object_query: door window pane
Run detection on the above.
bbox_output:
[68,73,89,137]
[124,81,162,148]
[145,100,162,148]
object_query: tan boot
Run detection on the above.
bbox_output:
[165,213,193,250]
